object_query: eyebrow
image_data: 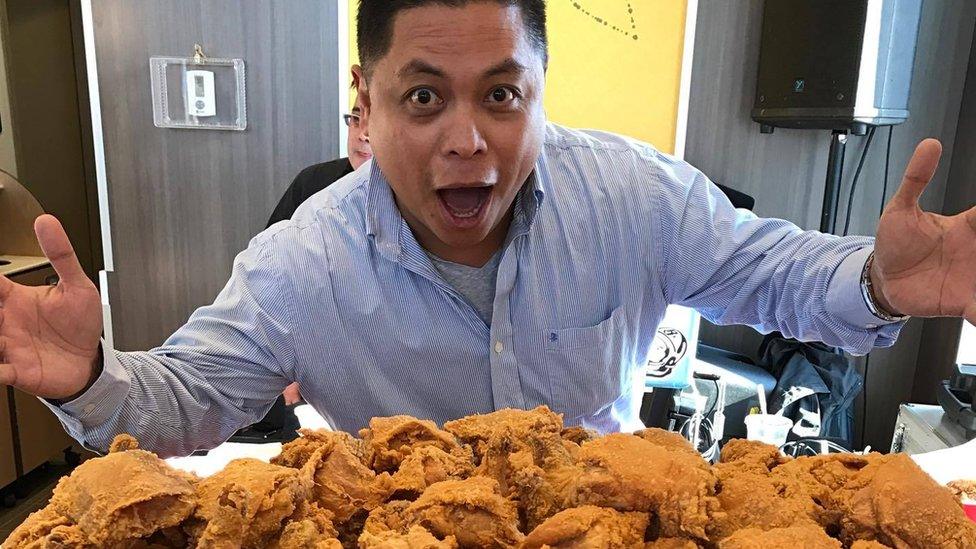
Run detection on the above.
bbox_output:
[396,57,529,80]
[483,58,528,78]
[397,59,446,79]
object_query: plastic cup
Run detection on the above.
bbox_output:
[744,414,793,447]
[963,501,976,523]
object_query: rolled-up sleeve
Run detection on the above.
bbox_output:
[651,156,906,355]
[42,234,296,457]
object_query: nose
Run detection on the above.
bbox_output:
[442,106,487,159]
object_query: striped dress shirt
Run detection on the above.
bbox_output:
[46,123,902,457]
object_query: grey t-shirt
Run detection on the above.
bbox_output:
[426,251,501,324]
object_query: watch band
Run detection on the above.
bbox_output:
[860,252,910,323]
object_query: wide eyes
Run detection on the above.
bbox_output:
[408,87,443,107]
[402,85,522,114]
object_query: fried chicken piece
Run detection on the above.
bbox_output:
[947,479,976,501]
[770,453,875,528]
[708,451,881,541]
[275,429,390,542]
[296,437,393,520]
[296,441,395,545]
[476,428,581,531]
[443,406,564,461]
[390,445,475,499]
[573,434,718,540]
[45,447,196,546]
[634,428,698,458]
[832,453,976,548]
[271,502,343,549]
[274,428,369,468]
[850,541,891,549]
[560,426,598,445]
[643,538,698,549]
[716,439,788,474]
[272,523,343,549]
[717,525,841,548]
[360,487,513,548]
[195,484,249,549]
[707,470,819,541]
[108,433,140,453]
[359,416,467,472]
[520,505,648,549]
[31,524,91,548]
[401,477,524,548]
[359,525,458,548]
[2,507,82,548]
[186,458,313,548]
[363,500,414,536]
[708,467,820,541]
[130,526,188,548]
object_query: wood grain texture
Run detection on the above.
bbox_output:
[89,0,340,350]
[685,0,976,449]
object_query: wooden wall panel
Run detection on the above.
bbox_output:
[88,0,341,350]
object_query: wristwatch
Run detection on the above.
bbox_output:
[860,252,910,323]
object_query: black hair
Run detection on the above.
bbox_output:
[357,0,548,76]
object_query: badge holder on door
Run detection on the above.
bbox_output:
[150,45,246,131]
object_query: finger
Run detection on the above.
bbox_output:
[0,363,13,386]
[890,139,942,210]
[34,214,87,286]
[964,205,976,233]
[0,273,11,301]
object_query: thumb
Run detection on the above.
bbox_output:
[34,215,88,286]
[890,138,942,210]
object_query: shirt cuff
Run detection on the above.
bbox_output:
[826,246,903,330]
[41,340,131,427]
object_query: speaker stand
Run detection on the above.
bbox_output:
[820,130,849,234]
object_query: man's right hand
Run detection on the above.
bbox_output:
[0,215,103,400]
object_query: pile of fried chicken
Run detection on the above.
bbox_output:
[5,406,975,548]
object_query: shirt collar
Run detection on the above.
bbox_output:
[366,156,548,262]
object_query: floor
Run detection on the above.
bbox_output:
[0,460,72,541]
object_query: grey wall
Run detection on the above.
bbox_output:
[88,0,341,350]
[685,0,976,450]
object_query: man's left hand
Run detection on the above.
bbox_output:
[872,138,976,325]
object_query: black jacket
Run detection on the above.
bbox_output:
[266,158,355,228]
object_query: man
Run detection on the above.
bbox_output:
[234,71,374,442]
[0,0,974,458]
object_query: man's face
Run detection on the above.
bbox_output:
[347,99,373,169]
[361,2,547,264]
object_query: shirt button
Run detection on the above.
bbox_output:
[494,340,504,354]
[83,404,96,415]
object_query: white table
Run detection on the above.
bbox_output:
[165,404,330,477]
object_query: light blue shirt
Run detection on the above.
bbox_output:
[48,124,902,457]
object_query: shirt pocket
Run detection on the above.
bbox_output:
[542,306,627,422]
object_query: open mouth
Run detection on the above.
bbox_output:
[436,186,493,226]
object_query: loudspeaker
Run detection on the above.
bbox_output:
[752,0,922,135]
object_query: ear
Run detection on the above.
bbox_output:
[358,73,372,135]
[350,64,363,89]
